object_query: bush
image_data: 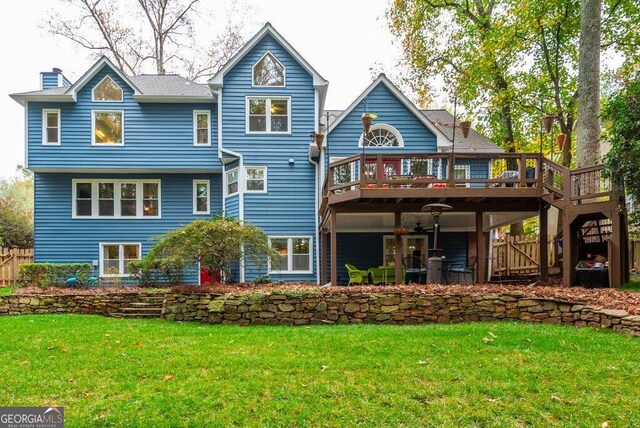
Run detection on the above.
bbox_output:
[128,257,186,286]
[18,263,92,288]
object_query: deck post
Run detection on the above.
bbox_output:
[610,209,622,288]
[475,211,485,284]
[321,228,327,285]
[330,210,338,286]
[562,213,576,287]
[394,212,403,285]
[539,204,549,283]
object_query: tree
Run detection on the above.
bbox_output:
[0,167,34,248]
[139,217,280,283]
[575,0,602,167]
[46,0,252,80]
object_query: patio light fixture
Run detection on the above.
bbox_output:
[421,203,453,252]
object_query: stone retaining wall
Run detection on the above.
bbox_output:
[1,291,639,337]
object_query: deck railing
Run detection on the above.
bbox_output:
[322,152,614,206]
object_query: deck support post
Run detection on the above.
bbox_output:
[475,211,485,284]
[330,210,337,286]
[394,212,403,285]
[610,209,622,288]
[562,213,577,287]
[539,204,549,283]
[321,227,327,285]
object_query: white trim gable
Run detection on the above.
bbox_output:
[209,23,328,89]
[66,56,141,100]
[92,75,124,102]
[326,74,450,149]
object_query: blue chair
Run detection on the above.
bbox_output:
[448,256,478,285]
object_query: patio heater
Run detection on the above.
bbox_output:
[422,203,453,284]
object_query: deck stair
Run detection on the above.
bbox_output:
[111,294,165,318]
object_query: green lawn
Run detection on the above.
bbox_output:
[1,316,639,427]
[622,274,640,291]
[0,286,14,295]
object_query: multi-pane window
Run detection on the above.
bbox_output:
[193,180,210,214]
[247,97,289,133]
[454,164,470,187]
[269,237,312,273]
[42,109,60,145]
[73,180,160,218]
[360,125,402,147]
[245,167,266,193]
[194,111,210,146]
[226,168,239,195]
[100,243,140,276]
[92,76,123,101]
[252,52,285,86]
[93,111,123,145]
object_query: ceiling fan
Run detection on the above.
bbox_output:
[410,222,431,235]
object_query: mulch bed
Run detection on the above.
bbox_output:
[11,283,640,316]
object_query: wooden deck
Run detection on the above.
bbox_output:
[319,152,626,288]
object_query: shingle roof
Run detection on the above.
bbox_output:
[129,75,211,97]
[322,108,502,153]
[12,87,69,96]
[421,110,502,152]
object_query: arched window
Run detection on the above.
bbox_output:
[359,124,404,148]
[92,76,123,102]
[252,52,285,87]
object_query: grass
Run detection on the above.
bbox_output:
[0,286,14,295]
[621,274,640,292]
[1,316,639,427]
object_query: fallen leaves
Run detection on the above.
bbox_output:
[163,375,176,381]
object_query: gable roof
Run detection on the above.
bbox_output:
[326,74,452,149]
[65,56,142,99]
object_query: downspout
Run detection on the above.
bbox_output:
[310,88,320,285]
[214,88,245,282]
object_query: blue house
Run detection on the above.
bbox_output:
[11,23,533,286]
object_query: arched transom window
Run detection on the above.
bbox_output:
[252,52,285,87]
[92,76,123,102]
[359,124,404,148]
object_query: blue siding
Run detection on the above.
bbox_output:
[29,64,220,170]
[41,72,60,89]
[328,82,438,158]
[222,33,317,283]
[330,232,468,285]
[34,172,222,284]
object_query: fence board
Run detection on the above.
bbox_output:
[0,248,34,285]
[491,234,553,276]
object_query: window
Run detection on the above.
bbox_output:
[247,97,290,133]
[269,237,312,273]
[193,111,210,146]
[100,243,141,277]
[252,52,285,87]
[73,179,160,218]
[93,110,124,145]
[92,76,123,102]
[359,124,403,148]
[193,180,210,214]
[454,164,471,187]
[226,168,239,196]
[245,167,266,193]
[42,109,60,145]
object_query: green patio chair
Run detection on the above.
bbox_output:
[368,268,386,285]
[345,264,367,286]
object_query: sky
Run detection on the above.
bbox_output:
[0,0,402,178]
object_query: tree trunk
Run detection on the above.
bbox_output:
[576,0,601,167]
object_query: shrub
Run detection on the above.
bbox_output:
[18,263,92,288]
[128,257,186,286]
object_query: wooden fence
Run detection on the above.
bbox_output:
[0,248,34,285]
[491,234,554,276]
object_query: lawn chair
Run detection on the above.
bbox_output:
[447,256,478,285]
[345,264,367,286]
[368,268,385,285]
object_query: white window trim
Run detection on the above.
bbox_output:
[382,235,429,265]
[225,167,239,197]
[91,110,125,146]
[193,179,211,215]
[268,236,313,274]
[92,75,124,102]
[72,179,161,219]
[358,123,405,148]
[99,242,141,277]
[251,50,286,88]
[245,96,291,135]
[193,110,211,146]
[42,109,61,146]
[454,164,471,187]
[244,166,267,194]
